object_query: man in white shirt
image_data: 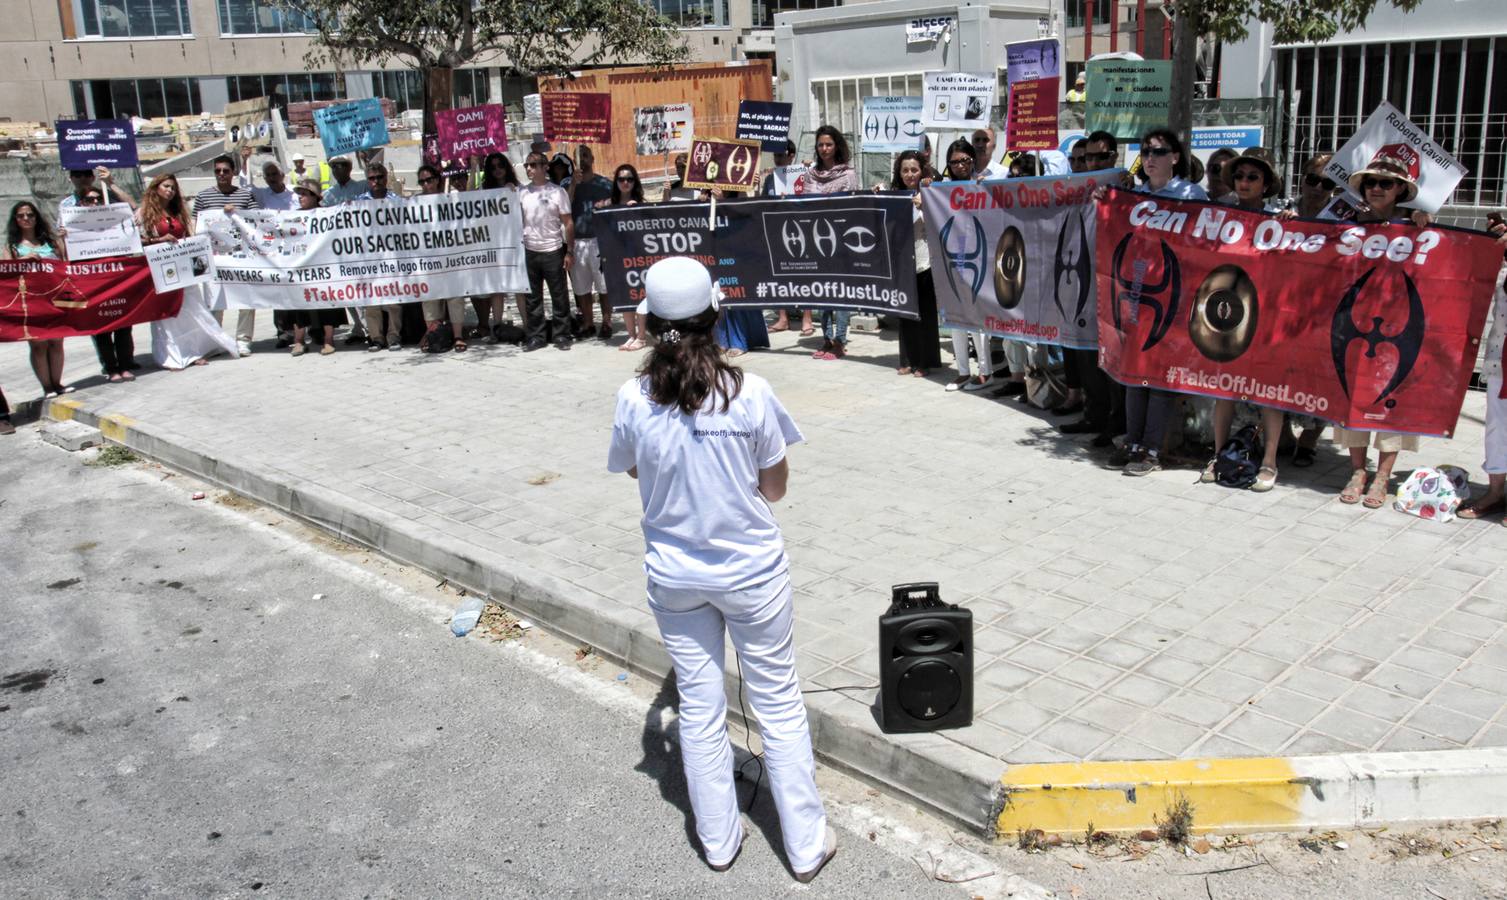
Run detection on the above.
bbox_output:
[251,161,297,211]
[972,128,1010,180]
[320,157,368,206]
[520,150,575,352]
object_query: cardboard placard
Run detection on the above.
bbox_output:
[541,93,612,143]
[683,137,762,193]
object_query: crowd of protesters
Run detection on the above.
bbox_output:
[4,124,1506,519]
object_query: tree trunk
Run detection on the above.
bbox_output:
[1168,2,1199,141]
[423,64,455,137]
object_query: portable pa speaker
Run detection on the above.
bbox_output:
[878,582,973,734]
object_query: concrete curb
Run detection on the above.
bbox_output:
[997,749,1507,836]
[48,397,1007,835]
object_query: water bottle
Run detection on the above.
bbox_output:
[450,597,485,637]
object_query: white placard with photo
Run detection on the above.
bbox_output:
[1324,101,1467,214]
[145,234,216,292]
[921,71,996,129]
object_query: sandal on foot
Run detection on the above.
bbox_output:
[1339,469,1368,505]
[1251,465,1278,492]
[897,366,912,376]
[1458,497,1507,519]
[453,340,467,352]
[1362,476,1390,509]
[799,327,815,336]
[769,322,790,333]
[1199,458,1218,483]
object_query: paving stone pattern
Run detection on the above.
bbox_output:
[6,313,1507,764]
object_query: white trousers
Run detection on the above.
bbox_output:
[647,572,828,871]
[1002,339,1029,377]
[1487,373,1507,475]
[950,330,992,378]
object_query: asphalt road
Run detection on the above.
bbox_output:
[0,433,970,899]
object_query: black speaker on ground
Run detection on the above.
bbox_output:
[878,583,973,734]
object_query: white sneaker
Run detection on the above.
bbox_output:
[237,340,252,357]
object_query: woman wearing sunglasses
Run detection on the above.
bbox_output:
[1330,150,1428,508]
[4,201,71,396]
[1100,128,1208,476]
[939,138,995,393]
[599,164,652,351]
[478,152,526,339]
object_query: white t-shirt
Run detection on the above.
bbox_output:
[520,182,570,252]
[252,185,297,211]
[608,372,803,591]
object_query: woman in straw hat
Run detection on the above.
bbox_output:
[606,256,836,883]
[1332,148,1426,507]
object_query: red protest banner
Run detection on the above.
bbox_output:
[683,137,762,193]
[434,103,508,159]
[1006,77,1059,151]
[541,93,612,143]
[1095,189,1499,437]
[0,256,182,342]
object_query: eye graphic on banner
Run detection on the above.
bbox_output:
[939,216,987,303]
[993,226,1026,309]
[762,209,891,276]
[1054,210,1092,327]
[1110,233,1181,351]
[1189,265,1260,362]
[844,225,877,253]
[1330,267,1426,405]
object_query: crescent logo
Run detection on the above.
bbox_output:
[863,115,880,141]
[1110,233,1181,351]
[812,219,838,257]
[939,216,987,302]
[843,225,877,253]
[781,220,807,257]
[901,118,925,137]
[728,146,752,182]
[1053,210,1093,326]
[1330,267,1426,404]
[883,115,900,141]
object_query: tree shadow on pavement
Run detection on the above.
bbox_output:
[636,671,789,873]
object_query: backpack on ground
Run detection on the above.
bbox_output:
[425,322,455,353]
[491,321,527,345]
[1213,424,1261,488]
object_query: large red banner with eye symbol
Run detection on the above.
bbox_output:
[1095,188,1500,437]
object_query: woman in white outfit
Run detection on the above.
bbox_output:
[607,256,836,882]
[137,174,237,370]
[1460,240,1507,521]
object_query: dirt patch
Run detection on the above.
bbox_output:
[85,446,138,467]
[526,472,561,486]
[2,669,57,693]
[213,491,258,511]
[475,602,525,642]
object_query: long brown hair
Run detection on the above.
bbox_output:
[139,174,190,238]
[638,307,744,415]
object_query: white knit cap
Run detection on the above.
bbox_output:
[635,256,721,320]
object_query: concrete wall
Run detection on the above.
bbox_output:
[775,0,1050,131]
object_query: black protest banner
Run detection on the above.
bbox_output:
[594,194,920,318]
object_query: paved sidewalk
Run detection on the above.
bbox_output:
[7,313,1507,826]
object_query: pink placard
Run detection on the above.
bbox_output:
[433,104,508,160]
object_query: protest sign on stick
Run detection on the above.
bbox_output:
[59,203,142,262]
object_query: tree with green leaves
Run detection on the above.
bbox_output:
[291,0,689,132]
[1166,0,1423,137]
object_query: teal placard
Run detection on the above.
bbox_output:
[1084,60,1173,141]
[314,99,390,157]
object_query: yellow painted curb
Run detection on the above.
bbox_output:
[997,758,1306,836]
[47,397,84,421]
[98,413,136,443]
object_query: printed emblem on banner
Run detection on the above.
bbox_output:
[761,209,892,278]
[693,142,713,167]
[939,217,987,302]
[1189,265,1259,362]
[1330,267,1426,405]
[1054,210,1092,327]
[1110,233,1181,351]
[728,146,754,184]
[993,226,1027,309]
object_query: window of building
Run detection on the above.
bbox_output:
[368,69,491,114]
[216,0,316,35]
[227,73,343,105]
[73,77,204,118]
[649,0,728,29]
[69,0,190,38]
[1065,0,1111,29]
[753,0,838,30]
